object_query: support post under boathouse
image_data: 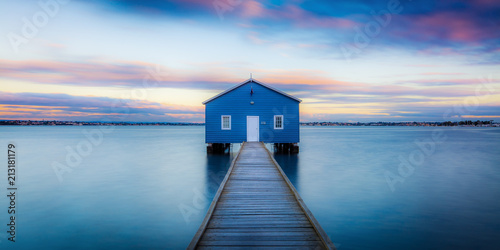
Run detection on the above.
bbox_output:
[203,78,301,154]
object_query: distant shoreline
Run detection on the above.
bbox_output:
[1,120,497,127]
[0,120,203,126]
[300,121,498,127]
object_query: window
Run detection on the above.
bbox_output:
[221,115,231,130]
[274,115,283,129]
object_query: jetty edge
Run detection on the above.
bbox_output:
[187,142,336,249]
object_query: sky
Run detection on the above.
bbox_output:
[0,0,499,122]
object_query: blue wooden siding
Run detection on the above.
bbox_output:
[205,81,300,143]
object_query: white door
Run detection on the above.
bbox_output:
[246,116,259,142]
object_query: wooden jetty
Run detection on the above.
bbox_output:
[188,142,336,249]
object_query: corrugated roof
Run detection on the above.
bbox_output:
[202,78,302,105]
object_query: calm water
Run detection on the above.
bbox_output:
[0,126,499,249]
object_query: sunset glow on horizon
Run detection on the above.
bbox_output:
[1,0,499,122]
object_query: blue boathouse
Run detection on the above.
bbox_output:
[203,78,301,153]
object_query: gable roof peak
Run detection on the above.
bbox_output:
[202,78,301,105]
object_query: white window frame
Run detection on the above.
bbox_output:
[274,115,284,130]
[221,115,231,130]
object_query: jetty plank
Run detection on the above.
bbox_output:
[188,142,336,250]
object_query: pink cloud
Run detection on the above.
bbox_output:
[408,78,500,86]
[0,59,238,90]
[0,59,154,86]
[247,31,268,44]
[275,5,357,29]
[1,59,495,109]
[421,72,465,76]
[240,0,266,18]
[237,3,357,29]
[400,11,496,43]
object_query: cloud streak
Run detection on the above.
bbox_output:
[81,0,500,47]
[2,1,499,122]
[1,58,499,122]
[0,91,203,122]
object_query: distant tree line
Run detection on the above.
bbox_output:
[300,121,496,126]
[441,120,493,126]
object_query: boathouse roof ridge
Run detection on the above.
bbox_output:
[202,78,302,105]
